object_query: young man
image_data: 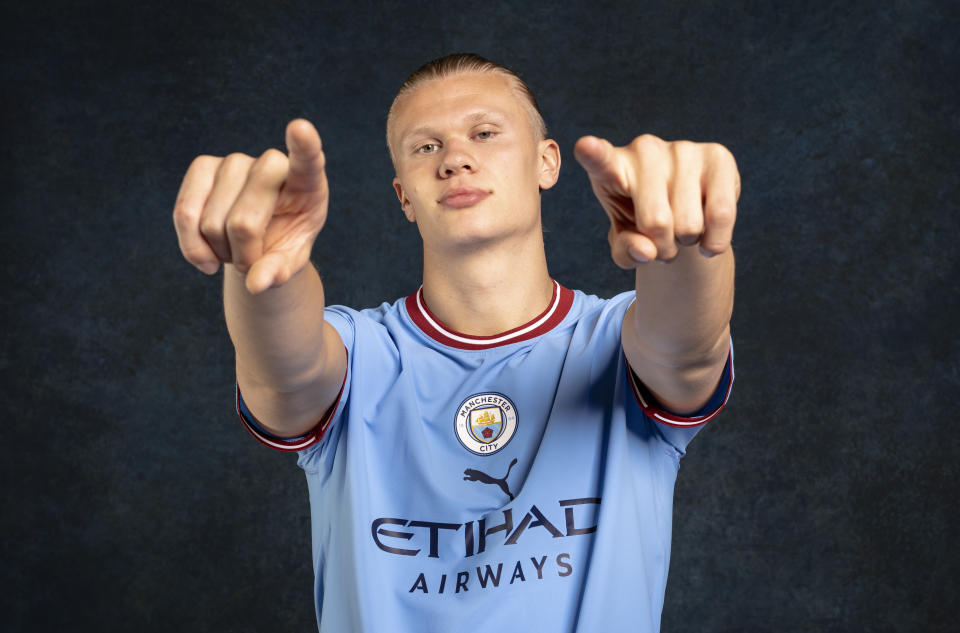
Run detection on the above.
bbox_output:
[173,54,738,632]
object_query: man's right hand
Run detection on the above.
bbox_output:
[173,118,329,294]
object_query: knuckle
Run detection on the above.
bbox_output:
[191,153,217,166]
[225,214,259,240]
[630,133,662,150]
[629,134,663,160]
[259,147,287,165]
[172,203,197,228]
[223,152,253,168]
[190,154,221,172]
[705,198,737,224]
[250,149,288,180]
[674,221,703,243]
[707,142,735,163]
[670,139,698,158]
[643,207,673,232]
[674,205,705,229]
[199,217,224,239]
[646,226,673,244]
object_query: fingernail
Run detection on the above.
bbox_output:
[628,246,649,263]
[699,246,717,258]
[199,262,220,275]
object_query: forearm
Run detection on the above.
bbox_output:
[629,245,734,369]
[224,262,331,393]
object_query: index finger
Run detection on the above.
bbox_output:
[284,118,327,194]
[573,136,625,185]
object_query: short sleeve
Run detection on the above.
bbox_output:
[235,357,347,453]
[627,337,734,453]
[234,305,355,453]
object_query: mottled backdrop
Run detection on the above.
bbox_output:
[2,1,957,631]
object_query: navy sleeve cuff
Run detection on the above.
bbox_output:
[627,337,734,428]
[235,351,348,452]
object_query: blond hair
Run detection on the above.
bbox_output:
[386,53,548,162]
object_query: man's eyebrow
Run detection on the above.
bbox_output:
[463,110,506,125]
[400,110,507,144]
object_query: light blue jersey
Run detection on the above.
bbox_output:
[237,281,733,633]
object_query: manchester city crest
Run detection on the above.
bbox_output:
[454,392,518,455]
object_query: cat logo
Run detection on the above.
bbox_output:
[455,393,518,456]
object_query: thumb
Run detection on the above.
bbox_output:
[245,239,315,294]
[285,118,327,193]
[245,251,287,294]
[573,135,618,178]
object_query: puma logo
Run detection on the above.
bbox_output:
[463,458,518,500]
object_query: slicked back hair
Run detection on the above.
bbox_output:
[386,53,548,164]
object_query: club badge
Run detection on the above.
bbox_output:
[454,392,518,456]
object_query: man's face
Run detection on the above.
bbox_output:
[390,72,560,254]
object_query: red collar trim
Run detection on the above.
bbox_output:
[405,281,575,350]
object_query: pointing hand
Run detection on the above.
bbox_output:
[173,119,330,293]
[574,134,740,266]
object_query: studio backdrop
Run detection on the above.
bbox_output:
[2,1,956,631]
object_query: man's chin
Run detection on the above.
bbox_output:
[426,224,521,255]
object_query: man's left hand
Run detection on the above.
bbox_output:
[574,134,740,265]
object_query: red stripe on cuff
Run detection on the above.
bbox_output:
[235,350,349,452]
[627,340,734,428]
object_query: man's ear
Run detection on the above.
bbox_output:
[393,177,416,222]
[538,139,561,191]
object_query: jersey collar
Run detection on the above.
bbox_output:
[405,280,575,350]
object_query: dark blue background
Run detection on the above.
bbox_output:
[2,1,957,630]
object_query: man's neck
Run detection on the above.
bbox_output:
[420,234,554,336]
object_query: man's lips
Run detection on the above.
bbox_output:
[438,187,490,208]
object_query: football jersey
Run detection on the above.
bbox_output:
[236,281,733,633]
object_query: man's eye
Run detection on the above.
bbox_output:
[417,143,439,154]
[476,131,494,140]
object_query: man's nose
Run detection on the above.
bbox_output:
[438,139,476,177]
